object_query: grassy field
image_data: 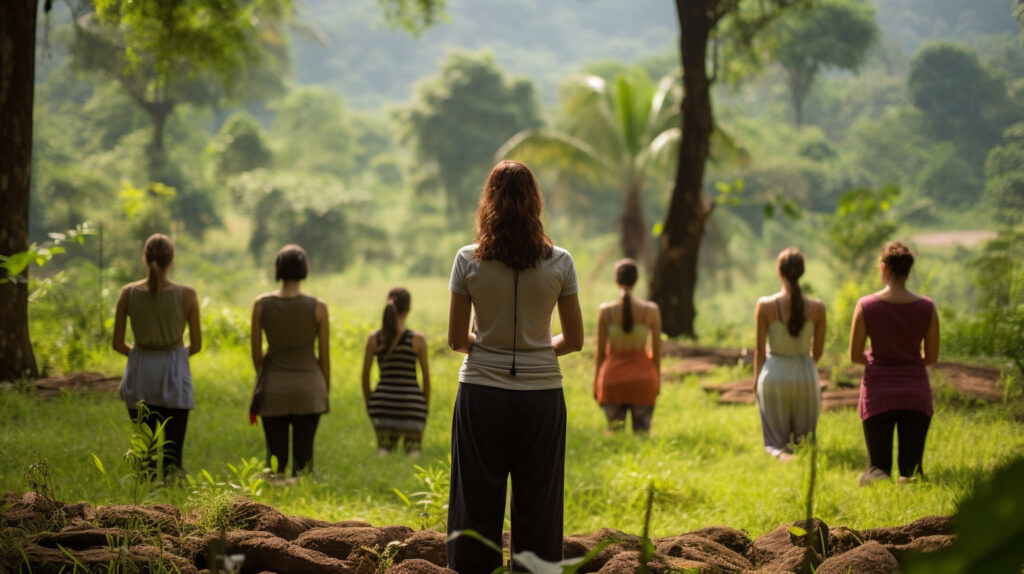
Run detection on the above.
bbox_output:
[3,269,1023,540]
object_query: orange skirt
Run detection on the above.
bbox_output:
[596,350,659,406]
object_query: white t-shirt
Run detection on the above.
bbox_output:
[449,244,579,390]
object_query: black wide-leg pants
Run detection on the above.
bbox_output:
[447,383,566,574]
[262,413,321,476]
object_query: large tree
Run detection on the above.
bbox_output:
[0,0,42,381]
[0,0,441,382]
[772,0,877,126]
[497,69,681,263]
[67,0,291,178]
[651,0,807,338]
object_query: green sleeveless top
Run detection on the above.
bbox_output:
[127,284,186,350]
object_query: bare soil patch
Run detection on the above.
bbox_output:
[1,491,954,573]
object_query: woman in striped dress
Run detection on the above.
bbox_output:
[361,287,431,457]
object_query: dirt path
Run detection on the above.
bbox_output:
[910,230,995,248]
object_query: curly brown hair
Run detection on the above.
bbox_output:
[880,240,914,278]
[474,161,553,271]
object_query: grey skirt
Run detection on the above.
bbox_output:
[120,346,193,410]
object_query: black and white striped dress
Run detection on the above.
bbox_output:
[367,330,428,433]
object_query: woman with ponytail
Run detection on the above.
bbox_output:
[594,258,661,433]
[446,161,584,573]
[113,233,202,477]
[753,247,826,461]
[250,245,329,477]
[361,287,430,457]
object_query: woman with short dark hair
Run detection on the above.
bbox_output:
[250,244,330,476]
[446,161,584,573]
[113,233,202,477]
[850,241,939,485]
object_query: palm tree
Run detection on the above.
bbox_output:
[496,69,682,264]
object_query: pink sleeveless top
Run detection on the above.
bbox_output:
[858,294,934,420]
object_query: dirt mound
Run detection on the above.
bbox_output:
[0,491,958,574]
[28,372,121,398]
[704,362,1007,410]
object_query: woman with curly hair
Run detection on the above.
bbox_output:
[850,241,939,485]
[446,160,584,573]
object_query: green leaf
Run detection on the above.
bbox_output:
[789,525,808,537]
[714,180,731,193]
[652,221,664,236]
[763,203,775,218]
[91,453,107,477]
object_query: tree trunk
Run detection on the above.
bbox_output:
[620,180,647,263]
[0,0,40,381]
[787,67,808,126]
[650,0,714,338]
[144,101,173,179]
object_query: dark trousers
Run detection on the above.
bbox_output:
[447,383,566,574]
[863,409,931,478]
[262,414,321,476]
[127,404,189,475]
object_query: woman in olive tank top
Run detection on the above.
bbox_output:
[113,234,202,477]
[250,245,330,477]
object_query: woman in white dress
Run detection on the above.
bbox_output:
[752,247,826,461]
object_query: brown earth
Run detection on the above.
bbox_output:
[1,491,955,574]
[701,361,1007,410]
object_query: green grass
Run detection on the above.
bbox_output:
[3,273,1023,539]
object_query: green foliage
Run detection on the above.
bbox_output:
[826,186,900,279]
[908,42,1015,168]
[396,51,541,223]
[227,169,376,269]
[902,456,1024,574]
[497,67,682,257]
[208,113,273,181]
[914,143,982,208]
[394,459,450,530]
[377,0,447,34]
[984,123,1024,222]
[771,0,879,124]
[0,223,94,285]
[945,230,1024,375]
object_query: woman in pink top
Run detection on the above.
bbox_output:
[850,241,940,485]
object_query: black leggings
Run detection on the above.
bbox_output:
[127,405,189,476]
[262,414,321,476]
[862,409,931,478]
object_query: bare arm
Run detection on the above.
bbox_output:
[361,333,376,406]
[316,300,330,394]
[753,299,767,390]
[649,303,662,382]
[811,300,825,363]
[553,293,584,355]
[415,332,431,409]
[112,286,132,356]
[251,299,264,372]
[183,286,202,356]
[923,305,940,366]
[849,301,868,365]
[594,306,608,399]
[447,291,475,353]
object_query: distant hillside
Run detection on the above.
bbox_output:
[290,0,677,107]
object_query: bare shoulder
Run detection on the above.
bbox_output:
[806,296,826,316]
[180,284,198,298]
[645,300,661,315]
[412,330,428,343]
